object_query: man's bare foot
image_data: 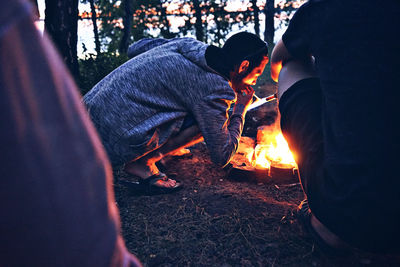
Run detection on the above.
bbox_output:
[123,159,178,189]
[150,174,178,188]
[139,173,183,194]
[311,214,351,250]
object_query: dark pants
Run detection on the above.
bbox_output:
[278,78,400,253]
[278,78,323,198]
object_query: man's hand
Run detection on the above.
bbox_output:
[235,85,255,110]
[230,76,255,112]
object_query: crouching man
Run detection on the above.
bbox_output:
[83,32,269,194]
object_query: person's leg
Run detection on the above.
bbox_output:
[124,125,203,188]
[278,60,350,251]
[158,125,203,157]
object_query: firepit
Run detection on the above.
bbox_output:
[226,125,298,184]
[269,165,298,180]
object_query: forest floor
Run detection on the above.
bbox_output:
[113,81,399,266]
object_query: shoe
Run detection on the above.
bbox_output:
[120,173,183,195]
[297,199,352,257]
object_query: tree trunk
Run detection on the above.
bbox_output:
[264,0,275,45]
[89,0,101,55]
[193,0,204,42]
[45,0,80,79]
[159,0,173,38]
[251,0,260,38]
[215,13,221,45]
[120,0,133,54]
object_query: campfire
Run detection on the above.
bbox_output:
[228,123,298,183]
[253,125,297,170]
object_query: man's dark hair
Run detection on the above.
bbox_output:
[206,32,268,79]
[222,32,268,72]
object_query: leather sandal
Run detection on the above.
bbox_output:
[120,173,183,195]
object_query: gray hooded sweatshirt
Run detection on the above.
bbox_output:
[83,37,245,167]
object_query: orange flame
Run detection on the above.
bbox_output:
[253,145,271,169]
[252,129,297,170]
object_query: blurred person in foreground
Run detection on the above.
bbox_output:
[83,32,269,195]
[271,0,400,254]
[0,0,142,266]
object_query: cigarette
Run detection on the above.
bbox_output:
[248,93,277,110]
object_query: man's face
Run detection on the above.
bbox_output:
[241,56,269,85]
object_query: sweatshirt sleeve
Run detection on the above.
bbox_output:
[191,91,244,167]
[127,38,170,58]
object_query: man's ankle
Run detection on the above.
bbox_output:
[123,160,153,178]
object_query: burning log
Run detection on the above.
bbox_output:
[229,136,255,171]
[226,136,268,183]
[226,125,298,184]
[269,165,299,181]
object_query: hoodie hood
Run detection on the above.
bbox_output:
[127,37,218,76]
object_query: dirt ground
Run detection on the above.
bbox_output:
[113,82,399,266]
